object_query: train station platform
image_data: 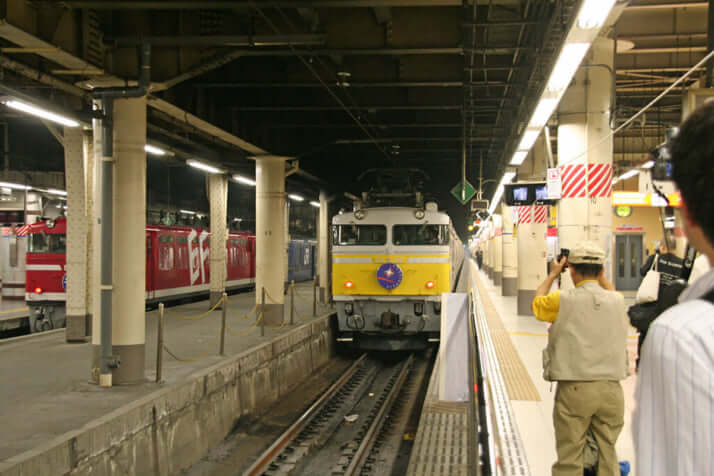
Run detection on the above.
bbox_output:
[408,259,639,476]
[0,282,334,475]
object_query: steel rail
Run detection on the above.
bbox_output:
[344,354,414,476]
[243,353,368,476]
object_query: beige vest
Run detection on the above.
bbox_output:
[543,282,629,382]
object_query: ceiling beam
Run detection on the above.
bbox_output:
[196,47,464,56]
[198,81,464,88]
[232,105,463,111]
[618,46,707,54]
[108,34,327,47]
[269,123,462,128]
[626,2,706,10]
[53,0,463,9]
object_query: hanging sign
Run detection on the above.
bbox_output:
[547,167,562,199]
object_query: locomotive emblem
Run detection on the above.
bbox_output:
[376,263,403,290]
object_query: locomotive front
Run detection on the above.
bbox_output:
[332,204,454,350]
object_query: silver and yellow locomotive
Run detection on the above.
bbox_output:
[332,202,463,350]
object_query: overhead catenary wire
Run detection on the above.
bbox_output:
[249,3,392,162]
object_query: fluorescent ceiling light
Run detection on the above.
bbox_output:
[518,129,541,151]
[233,217,243,222]
[310,201,320,208]
[529,97,559,128]
[546,43,590,92]
[144,144,167,156]
[233,175,256,186]
[179,209,196,215]
[501,171,517,185]
[187,159,223,174]
[288,194,304,202]
[488,171,517,214]
[577,0,616,29]
[0,181,30,190]
[47,188,67,196]
[619,169,640,181]
[641,160,655,169]
[510,151,529,166]
[3,99,80,128]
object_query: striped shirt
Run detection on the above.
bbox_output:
[634,267,714,475]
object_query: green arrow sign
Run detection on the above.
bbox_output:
[450,180,476,205]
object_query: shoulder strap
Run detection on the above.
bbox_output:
[653,254,659,272]
[702,288,714,305]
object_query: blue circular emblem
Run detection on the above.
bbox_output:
[376,263,403,290]
[62,274,67,290]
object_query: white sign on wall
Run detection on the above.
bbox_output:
[547,168,562,199]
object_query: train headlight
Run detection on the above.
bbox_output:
[34,287,43,294]
[345,302,354,315]
[344,280,354,289]
[354,209,366,220]
[414,209,425,220]
[425,280,435,289]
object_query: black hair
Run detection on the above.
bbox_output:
[669,102,714,245]
[571,263,602,278]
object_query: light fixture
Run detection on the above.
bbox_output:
[288,194,304,202]
[488,171,517,214]
[546,43,591,92]
[518,129,541,151]
[528,97,559,128]
[186,159,223,174]
[2,99,79,128]
[144,144,167,156]
[641,160,655,169]
[233,217,243,222]
[179,209,196,215]
[618,169,640,181]
[510,151,529,166]
[0,181,30,191]
[577,0,616,29]
[233,175,256,186]
[47,189,67,196]
[309,201,320,208]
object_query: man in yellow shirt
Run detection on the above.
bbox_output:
[532,242,629,476]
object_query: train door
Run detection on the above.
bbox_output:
[311,244,317,279]
[615,234,643,291]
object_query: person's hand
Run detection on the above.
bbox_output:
[550,256,567,276]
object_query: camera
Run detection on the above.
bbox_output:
[556,248,570,272]
[651,127,678,182]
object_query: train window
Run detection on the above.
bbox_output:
[176,236,188,244]
[28,233,67,253]
[393,225,449,246]
[159,235,174,244]
[333,225,386,246]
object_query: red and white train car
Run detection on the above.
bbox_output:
[22,218,256,332]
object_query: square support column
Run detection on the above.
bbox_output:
[318,191,329,303]
[208,174,228,308]
[501,205,518,296]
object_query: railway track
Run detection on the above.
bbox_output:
[244,352,432,476]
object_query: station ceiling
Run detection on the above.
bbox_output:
[0,0,709,233]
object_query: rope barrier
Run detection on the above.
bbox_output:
[163,295,226,321]
[162,324,223,362]
[225,311,264,336]
[226,302,259,320]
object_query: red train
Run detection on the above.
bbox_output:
[22,218,256,332]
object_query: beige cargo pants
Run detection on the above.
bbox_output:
[552,380,624,476]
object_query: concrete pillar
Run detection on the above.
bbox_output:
[255,156,286,325]
[492,214,503,286]
[318,191,329,303]
[65,127,90,342]
[502,204,518,296]
[557,38,614,288]
[284,200,290,289]
[91,97,147,385]
[208,174,228,307]
[516,206,548,315]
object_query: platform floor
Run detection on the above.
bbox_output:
[474,266,638,476]
[0,282,331,463]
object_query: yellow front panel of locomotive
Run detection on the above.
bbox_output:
[332,254,451,296]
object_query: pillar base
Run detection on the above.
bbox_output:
[494,272,502,286]
[502,277,517,296]
[209,291,224,309]
[92,344,145,385]
[262,303,284,326]
[66,313,91,342]
[319,287,329,304]
[517,289,535,316]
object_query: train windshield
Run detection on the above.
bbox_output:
[28,233,67,253]
[333,225,387,246]
[393,225,449,246]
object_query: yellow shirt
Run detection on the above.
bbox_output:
[531,280,599,323]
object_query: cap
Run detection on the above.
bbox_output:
[568,241,606,265]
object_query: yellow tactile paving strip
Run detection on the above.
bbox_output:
[473,272,541,402]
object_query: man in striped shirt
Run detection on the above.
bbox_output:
[634,102,714,475]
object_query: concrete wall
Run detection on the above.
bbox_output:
[0,316,335,476]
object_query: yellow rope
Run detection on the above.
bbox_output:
[162,325,222,362]
[226,302,259,320]
[263,288,282,305]
[225,311,263,336]
[163,295,226,321]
